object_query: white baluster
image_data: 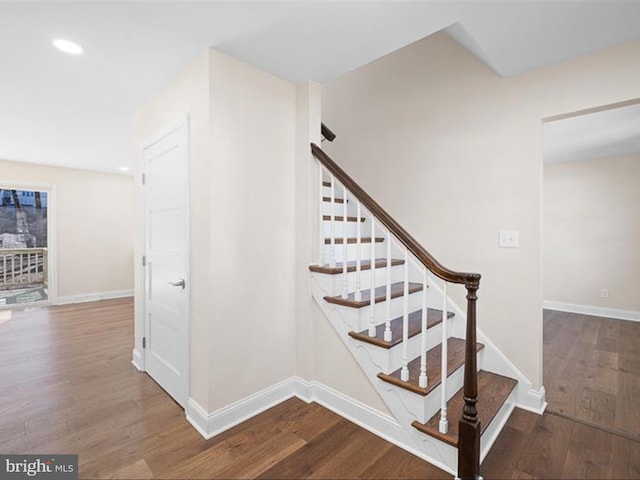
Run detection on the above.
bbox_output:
[368,216,376,337]
[383,230,392,342]
[318,162,324,266]
[330,175,336,268]
[341,184,348,299]
[354,201,362,301]
[400,247,409,381]
[439,281,449,434]
[419,267,428,388]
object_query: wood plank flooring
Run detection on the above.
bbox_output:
[544,309,640,438]
[482,407,640,479]
[0,299,639,479]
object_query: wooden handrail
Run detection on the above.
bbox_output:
[321,123,336,142]
[311,143,480,286]
[311,140,482,480]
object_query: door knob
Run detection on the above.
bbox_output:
[168,278,186,290]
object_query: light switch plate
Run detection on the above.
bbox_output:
[499,230,519,248]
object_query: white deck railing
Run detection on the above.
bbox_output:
[0,248,48,291]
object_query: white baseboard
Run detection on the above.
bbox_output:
[544,300,640,323]
[184,376,454,476]
[54,289,134,305]
[293,377,455,475]
[185,377,297,440]
[517,386,547,415]
[131,348,144,371]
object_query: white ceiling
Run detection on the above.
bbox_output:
[544,103,640,164]
[1,1,640,174]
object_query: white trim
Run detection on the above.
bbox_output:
[131,348,144,371]
[294,377,456,476]
[0,181,57,308]
[517,386,547,415]
[544,300,640,323]
[140,115,191,409]
[430,278,546,415]
[54,289,133,305]
[480,390,516,463]
[185,377,297,440]
[184,376,455,476]
[141,114,190,150]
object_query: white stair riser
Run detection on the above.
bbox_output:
[320,291,423,332]
[321,290,446,334]
[479,388,516,463]
[387,321,447,373]
[322,220,365,238]
[310,268,520,476]
[378,349,484,425]
[353,292,425,332]
[323,241,387,264]
[412,429,459,472]
[322,201,357,217]
[314,265,405,297]
[351,321,444,374]
[313,264,441,294]
[322,184,344,197]
[375,365,462,424]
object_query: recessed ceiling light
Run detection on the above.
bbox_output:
[118,167,129,172]
[52,38,84,55]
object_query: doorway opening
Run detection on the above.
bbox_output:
[542,99,640,438]
[0,187,49,306]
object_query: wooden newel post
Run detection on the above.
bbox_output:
[458,276,481,480]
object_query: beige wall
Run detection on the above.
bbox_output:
[134,49,297,412]
[133,51,213,408]
[293,82,391,413]
[544,154,640,312]
[132,33,640,418]
[322,32,640,391]
[0,159,134,298]
[206,50,297,410]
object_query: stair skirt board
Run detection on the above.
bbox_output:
[185,373,517,477]
[185,376,456,476]
[410,272,547,415]
[310,276,521,472]
[312,270,544,415]
[309,270,541,473]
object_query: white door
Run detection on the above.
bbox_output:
[142,117,190,408]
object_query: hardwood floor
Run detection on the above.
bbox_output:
[544,309,640,438]
[482,407,640,479]
[0,299,639,479]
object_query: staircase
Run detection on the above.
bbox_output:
[308,127,523,479]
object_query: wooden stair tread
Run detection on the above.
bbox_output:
[322,215,365,222]
[348,309,454,348]
[377,338,484,396]
[324,237,384,245]
[324,282,423,308]
[411,370,517,447]
[322,196,346,203]
[309,258,404,275]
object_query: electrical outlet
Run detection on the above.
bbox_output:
[601,289,609,299]
[499,230,519,248]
